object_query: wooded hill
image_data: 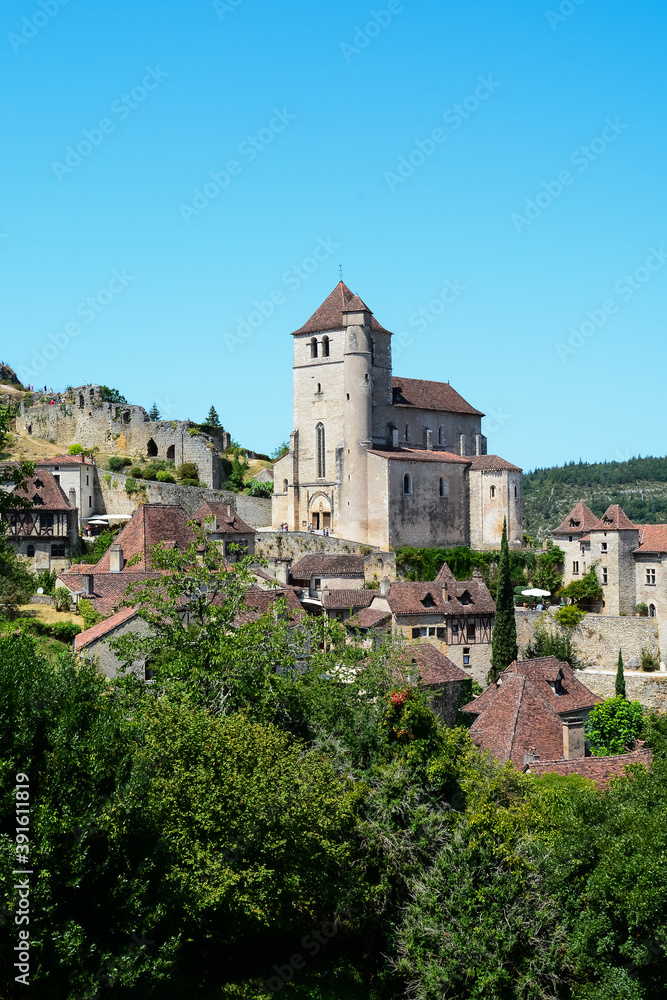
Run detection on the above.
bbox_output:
[524,456,667,539]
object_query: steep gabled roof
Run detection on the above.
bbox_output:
[468,673,565,765]
[505,657,601,714]
[388,568,495,617]
[193,501,256,536]
[292,281,393,336]
[75,606,139,651]
[322,589,376,610]
[93,504,195,572]
[468,455,522,472]
[5,470,72,511]
[392,376,483,416]
[346,608,391,630]
[404,643,469,686]
[551,500,602,535]
[597,504,637,530]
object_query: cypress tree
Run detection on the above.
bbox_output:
[615,648,626,699]
[488,518,518,684]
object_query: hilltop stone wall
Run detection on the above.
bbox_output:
[17,389,229,488]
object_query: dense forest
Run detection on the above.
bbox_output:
[523,456,667,539]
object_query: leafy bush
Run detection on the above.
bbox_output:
[129,465,144,478]
[180,478,199,488]
[524,617,582,669]
[559,567,604,607]
[107,456,131,472]
[78,598,104,630]
[98,386,128,403]
[245,478,273,497]
[156,470,176,483]
[68,443,83,455]
[70,529,116,565]
[585,696,644,755]
[188,426,200,436]
[177,462,198,482]
[125,478,144,495]
[635,602,649,616]
[53,588,72,612]
[640,647,660,672]
[553,604,587,628]
[35,569,57,595]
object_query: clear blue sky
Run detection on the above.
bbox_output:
[2,0,665,471]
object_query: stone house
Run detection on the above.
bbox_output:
[1,469,78,571]
[272,281,522,549]
[289,554,366,598]
[402,643,472,727]
[192,501,256,559]
[461,656,602,767]
[552,500,667,653]
[35,454,97,529]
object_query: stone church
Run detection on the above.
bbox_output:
[272,282,522,550]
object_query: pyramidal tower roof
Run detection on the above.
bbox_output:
[291,281,393,336]
[552,500,602,535]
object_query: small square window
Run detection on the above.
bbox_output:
[428,627,436,636]
[602,568,608,584]
[411,627,420,638]
[601,542,607,553]
[436,627,445,639]
[452,623,459,635]
[572,561,579,575]
[314,578,321,589]
[646,569,656,585]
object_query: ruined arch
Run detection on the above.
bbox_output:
[166,445,175,461]
[147,438,158,458]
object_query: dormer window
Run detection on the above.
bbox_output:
[32,494,44,505]
[34,478,43,488]
[421,592,436,608]
[569,519,579,527]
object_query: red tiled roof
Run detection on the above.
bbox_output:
[37,454,95,466]
[230,585,303,625]
[346,608,391,629]
[322,589,376,610]
[527,746,653,788]
[291,554,364,579]
[74,606,139,651]
[193,501,256,536]
[387,573,495,617]
[292,281,393,336]
[468,455,522,472]
[93,504,195,572]
[392,376,483,416]
[468,673,565,765]
[635,524,667,553]
[367,447,471,464]
[6,470,72,511]
[404,643,469,686]
[597,504,637,530]
[552,500,602,535]
[58,570,158,615]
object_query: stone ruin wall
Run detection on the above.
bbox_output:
[16,386,229,489]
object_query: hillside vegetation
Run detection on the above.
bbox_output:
[524,456,667,539]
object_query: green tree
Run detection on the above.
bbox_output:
[271,440,290,460]
[524,616,582,669]
[98,386,128,404]
[533,544,564,594]
[489,518,517,682]
[585,696,643,755]
[559,566,604,607]
[148,402,160,420]
[245,478,273,497]
[206,404,221,426]
[616,648,626,698]
[227,454,249,492]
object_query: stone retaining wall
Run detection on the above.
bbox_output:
[580,669,667,713]
[516,608,660,669]
[94,471,272,527]
[254,531,396,583]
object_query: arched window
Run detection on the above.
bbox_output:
[26,544,35,558]
[439,476,448,497]
[490,486,496,498]
[321,336,330,357]
[438,426,445,446]
[650,603,657,618]
[514,485,518,498]
[310,337,318,358]
[147,439,158,457]
[282,478,288,493]
[459,433,465,456]
[403,473,413,495]
[316,423,325,478]
[404,424,410,443]
[166,445,175,461]
[316,383,321,394]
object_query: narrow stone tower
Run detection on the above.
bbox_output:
[337,301,373,542]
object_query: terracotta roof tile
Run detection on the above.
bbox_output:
[468,673,565,765]
[635,524,667,553]
[387,571,495,617]
[367,447,471,464]
[597,504,637,530]
[93,504,196,572]
[291,554,364,579]
[527,746,653,788]
[292,281,393,336]
[504,657,601,714]
[404,643,469,686]
[37,454,95,466]
[322,589,376,610]
[5,469,72,511]
[392,376,483,416]
[193,501,256,536]
[346,608,391,629]
[468,455,522,472]
[552,500,602,535]
[74,606,139,650]
[58,570,158,615]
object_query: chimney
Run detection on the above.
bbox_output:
[380,576,391,597]
[109,542,123,573]
[523,750,540,766]
[442,586,449,604]
[562,718,586,760]
[227,504,232,517]
[83,574,94,595]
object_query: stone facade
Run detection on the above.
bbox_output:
[578,669,667,713]
[272,282,522,550]
[254,530,396,587]
[515,608,661,670]
[17,386,228,488]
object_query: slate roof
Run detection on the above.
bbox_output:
[635,524,667,553]
[75,606,139,651]
[367,447,471,464]
[527,746,653,788]
[93,504,195,572]
[404,644,469,686]
[597,504,637,530]
[552,500,602,535]
[467,673,566,765]
[322,589,376,610]
[290,554,365,579]
[292,281,393,336]
[392,376,483,416]
[193,501,256,536]
[468,455,522,472]
[6,470,72,511]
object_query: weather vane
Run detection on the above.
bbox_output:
[339,264,343,280]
